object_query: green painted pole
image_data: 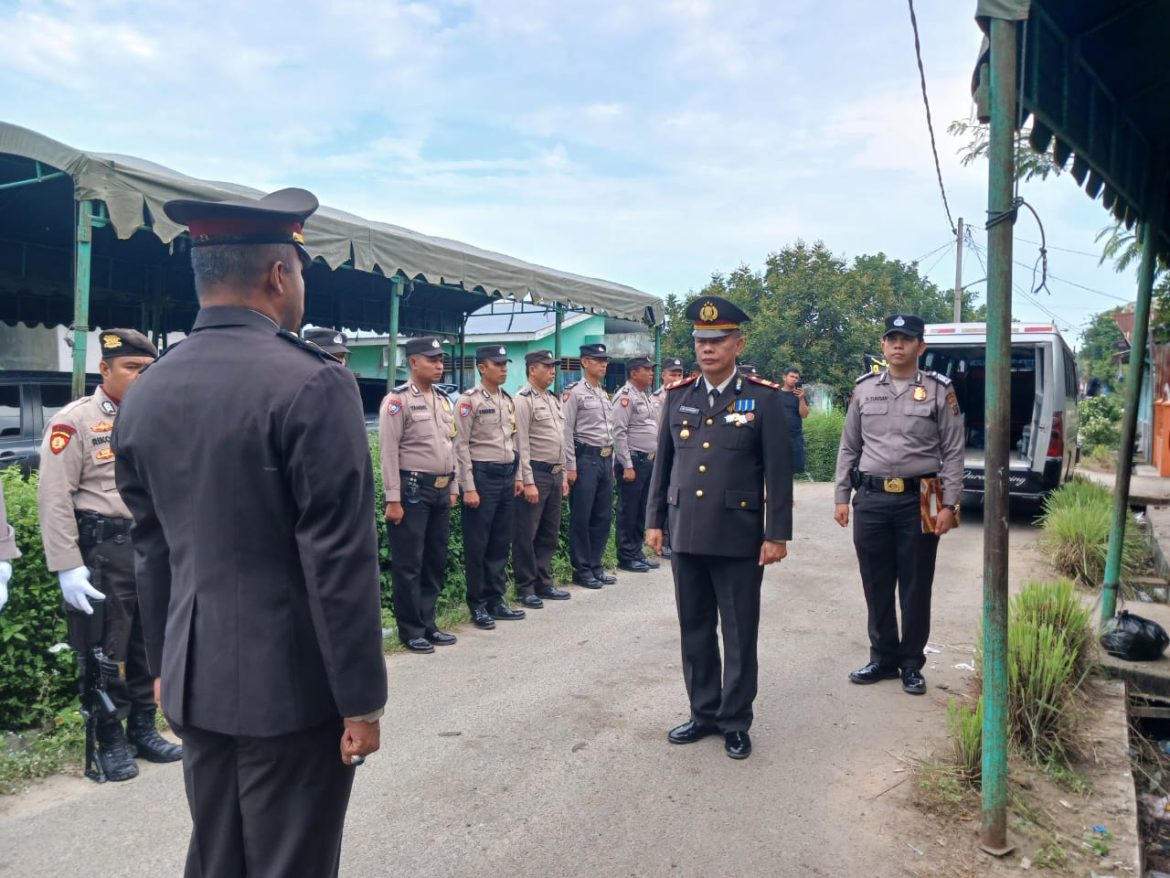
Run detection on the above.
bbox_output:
[553,303,564,392]
[386,274,403,393]
[1102,210,1163,621]
[980,15,1016,857]
[71,200,93,400]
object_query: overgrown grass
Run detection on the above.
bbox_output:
[1037,477,1146,588]
[945,696,982,782]
[0,709,84,795]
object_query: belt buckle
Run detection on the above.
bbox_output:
[600,447,612,458]
[647,452,656,461]
[434,476,450,489]
[883,478,905,494]
[551,464,563,474]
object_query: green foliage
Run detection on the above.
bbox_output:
[0,468,77,732]
[1037,478,1146,587]
[1076,309,1126,386]
[0,708,84,794]
[948,119,1064,183]
[945,696,983,783]
[802,411,845,482]
[1011,580,1095,677]
[1078,395,1122,453]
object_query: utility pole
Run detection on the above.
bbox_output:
[953,217,964,323]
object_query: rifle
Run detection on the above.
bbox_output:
[65,588,123,783]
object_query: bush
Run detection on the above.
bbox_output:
[1078,395,1123,454]
[803,410,845,482]
[1011,579,1095,676]
[1037,478,1146,588]
[0,467,77,732]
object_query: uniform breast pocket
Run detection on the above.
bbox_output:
[534,408,551,422]
[906,405,936,434]
[860,401,889,416]
[716,422,755,449]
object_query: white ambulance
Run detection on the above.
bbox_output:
[919,323,1080,503]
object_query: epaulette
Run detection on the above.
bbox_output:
[665,375,699,391]
[394,382,410,393]
[563,381,580,392]
[277,329,335,363]
[746,375,781,390]
[924,370,952,386]
[518,386,534,397]
[856,371,880,384]
[500,388,513,399]
[618,386,629,395]
[156,340,182,360]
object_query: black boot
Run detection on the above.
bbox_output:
[96,721,140,781]
[126,708,183,763]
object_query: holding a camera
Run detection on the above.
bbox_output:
[780,367,810,474]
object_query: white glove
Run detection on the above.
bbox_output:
[0,561,10,613]
[59,565,103,614]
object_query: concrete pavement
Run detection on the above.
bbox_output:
[0,482,1052,877]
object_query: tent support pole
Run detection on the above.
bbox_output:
[980,15,1017,859]
[71,200,93,400]
[654,323,663,386]
[1102,200,1164,621]
[553,304,564,392]
[458,318,467,389]
[386,274,403,392]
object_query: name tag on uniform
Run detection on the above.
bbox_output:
[480,408,496,415]
[678,405,700,414]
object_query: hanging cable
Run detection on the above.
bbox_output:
[906,0,956,237]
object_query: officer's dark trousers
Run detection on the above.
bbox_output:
[672,552,764,732]
[463,461,516,610]
[569,450,612,574]
[852,488,940,670]
[389,481,451,641]
[175,718,353,878]
[77,522,153,718]
[615,452,654,564]
[513,466,561,596]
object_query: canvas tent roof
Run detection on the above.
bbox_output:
[0,121,661,332]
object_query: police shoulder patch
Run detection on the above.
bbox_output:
[620,397,630,407]
[49,423,77,455]
[458,401,474,418]
[746,375,780,390]
[386,397,403,416]
[665,375,699,392]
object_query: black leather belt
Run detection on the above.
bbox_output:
[859,474,935,494]
[532,460,564,474]
[401,471,453,489]
[472,459,518,477]
[574,443,613,458]
[631,450,657,462]
[75,511,132,545]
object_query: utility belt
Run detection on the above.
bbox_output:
[400,470,454,489]
[75,511,132,548]
[631,450,657,462]
[858,473,936,494]
[531,460,564,474]
[574,442,613,459]
[471,455,519,477]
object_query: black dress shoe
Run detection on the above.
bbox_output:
[535,586,571,600]
[617,560,651,573]
[518,594,544,609]
[572,571,603,589]
[848,661,901,685]
[488,601,526,620]
[404,637,435,654]
[667,720,719,744]
[471,607,496,630]
[901,668,927,695]
[426,630,457,646]
[593,570,617,584]
[641,557,660,569]
[724,731,752,760]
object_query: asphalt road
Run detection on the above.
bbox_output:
[0,482,1047,877]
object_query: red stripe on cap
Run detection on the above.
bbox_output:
[188,217,303,238]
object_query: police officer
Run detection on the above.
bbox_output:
[646,297,792,760]
[737,362,760,377]
[304,327,351,366]
[650,356,685,422]
[114,188,386,875]
[563,343,616,588]
[0,484,18,614]
[37,329,180,781]
[612,354,660,573]
[381,336,459,653]
[456,345,526,628]
[834,314,965,696]
[513,349,571,609]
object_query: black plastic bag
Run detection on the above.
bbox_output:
[1100,611,1170,662]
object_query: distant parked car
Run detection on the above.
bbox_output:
[0,371,100,474]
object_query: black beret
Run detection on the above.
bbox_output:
[476,345,510,364]
[99,329,157,361]
[405,336,445,358]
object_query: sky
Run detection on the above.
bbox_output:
[0,0,1141,345]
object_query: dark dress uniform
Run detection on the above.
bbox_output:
[647,297,793,753]
[380,337,458,650]
[113,189,387,878]
[834,315,965,688]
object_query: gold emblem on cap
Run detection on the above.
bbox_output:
[102,333,122,349]
[292,231,306,244]
[699,301,719,322]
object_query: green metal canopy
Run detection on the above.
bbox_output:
[0,121,662,334]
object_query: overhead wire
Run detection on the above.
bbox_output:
[906,0,957,238]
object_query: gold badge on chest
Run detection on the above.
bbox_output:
[912,386,927,402]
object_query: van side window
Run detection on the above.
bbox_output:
[0,386,20,438]
[1063,353,1078,402]
[40,384,72,424]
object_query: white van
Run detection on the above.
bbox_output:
[919,323,1079,502]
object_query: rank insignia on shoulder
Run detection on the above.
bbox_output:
[90,421,114,433]
[386,398,402,416]
[49,424,76,454]
[95,448,114,461]
[746,375,779,389]
[665,375,699,391]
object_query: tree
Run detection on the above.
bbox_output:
[947,119,1063,182]
[1077,307,1126,387]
